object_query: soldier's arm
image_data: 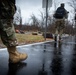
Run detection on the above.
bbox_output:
[64,9,69,19]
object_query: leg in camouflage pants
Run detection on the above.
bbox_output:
[0,19,18,47]
[54,19,65,41]
[0,19,28,63]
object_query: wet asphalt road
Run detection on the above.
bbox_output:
[0,36,76,75]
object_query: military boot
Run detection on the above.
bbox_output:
[7,46,28,63]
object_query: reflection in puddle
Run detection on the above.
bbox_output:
[7,62,27,75]
[51,43,63,75]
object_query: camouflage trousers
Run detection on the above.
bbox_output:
[0,19,18,47]
[55,19,65,37]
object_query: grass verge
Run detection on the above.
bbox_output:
[0,33,53,48]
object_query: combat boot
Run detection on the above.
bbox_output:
[7,46,28,63]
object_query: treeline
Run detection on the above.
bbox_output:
[14,19,76,35]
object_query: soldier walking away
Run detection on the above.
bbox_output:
[0,0,28,63]
[53,3,69,42]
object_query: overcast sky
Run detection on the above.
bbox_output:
[16,0,74,24]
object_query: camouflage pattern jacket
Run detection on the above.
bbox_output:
[0,0,16,19]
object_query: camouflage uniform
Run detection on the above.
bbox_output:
[0,0,18,47]
[54,3,68,41]
[0,0,28,64]
[55,18,65,37]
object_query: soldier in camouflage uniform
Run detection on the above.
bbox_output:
[0,0,28,63]
[54,18,65,41]
[54,3,69,42]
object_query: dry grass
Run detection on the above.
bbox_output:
[0,33,53,48]
[0,33,44,48]
[16,34,45,45]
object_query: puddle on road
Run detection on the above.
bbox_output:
[0,36,76,75]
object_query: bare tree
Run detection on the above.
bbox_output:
[30,14,40,31]
[67,0,76,35]
[68,0,76,12]
[14,7,22,24]
[13,6,22,30]
[39,11,45,32]
[18,7,22,30]
[39,8,53,32]
[53,0,60,10]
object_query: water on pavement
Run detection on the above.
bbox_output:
[0,36,76,75]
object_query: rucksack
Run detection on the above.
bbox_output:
[54,7,65,19]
